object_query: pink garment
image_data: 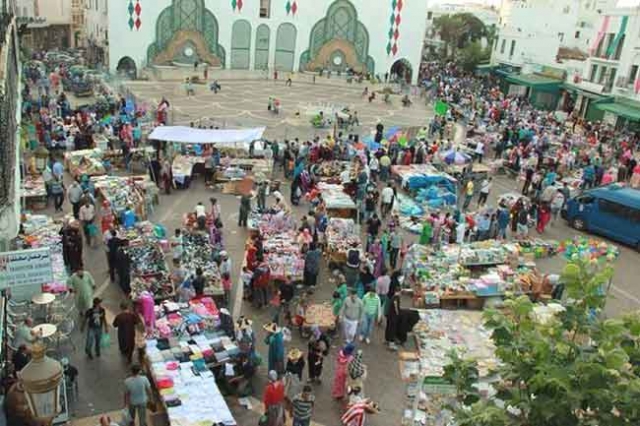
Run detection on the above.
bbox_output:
[332,350,354,398]
[139,291,156,330]
[601,172,614,185]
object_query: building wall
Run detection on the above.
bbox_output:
[84,0,108,45]
[578,9,640,103]
[107,0,428,84]
[491,0,615,71]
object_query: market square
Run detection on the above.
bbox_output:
[3,1,640,426]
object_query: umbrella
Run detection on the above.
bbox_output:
[441,150,471,165]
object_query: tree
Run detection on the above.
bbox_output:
[433,13,488,59]
[459,41,489,72]
[445,258,640,426]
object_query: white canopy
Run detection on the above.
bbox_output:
[148,126,266,145]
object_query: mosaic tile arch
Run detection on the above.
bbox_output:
[298,0,374,74]
[146,0,227,68]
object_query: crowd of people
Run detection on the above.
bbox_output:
[9,53,640,426]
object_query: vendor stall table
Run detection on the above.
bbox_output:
[93,175,158,221]
[317,182,356,218]
[182,231,224,297]
[325,218,360,265]
[304,303,335,330]
[21,174,48,210]
[145,299,237,426]
[64,148,106,177]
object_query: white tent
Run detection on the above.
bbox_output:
[148,126,266,145]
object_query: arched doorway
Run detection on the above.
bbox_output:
[231,20,252,69]
[390,59,412,84]
[275,23,296,72]
[254,24,270,71]
[116,57,137,79]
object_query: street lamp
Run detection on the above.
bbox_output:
[18,340,63,425]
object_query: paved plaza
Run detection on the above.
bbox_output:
[58,77,640,426]
[122,74,433,139]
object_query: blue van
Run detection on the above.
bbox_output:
[565,185,640,249]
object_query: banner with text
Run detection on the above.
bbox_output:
[0,248,53,290]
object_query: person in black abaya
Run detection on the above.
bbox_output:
[385,293,401,348]
[115,241,132,295]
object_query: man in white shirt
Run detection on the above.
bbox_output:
[79,200,96,246]
[369,156,379,182]
[195,202,207,230]
[380,184,395,218]
[477,177,492,207]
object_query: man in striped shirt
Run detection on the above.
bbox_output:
[359,286,382,344]
[291,385,315,426]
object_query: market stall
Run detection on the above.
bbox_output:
[120,222,174,301]
[93,175,159,222]
[262,230,305,282]
[181,230,224,297]
[400,310,499,426]
[403,239,558,309]
[145,299,237,426]
[64,148,106,177]
[317,182,356,218]
[21,174,48,210]
[325,218,361,265]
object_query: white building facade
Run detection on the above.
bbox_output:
[491,0,615,75]
[16,0,74,49]
[84,0,109,66]
[107,0,429,84]
[568,6,640,128]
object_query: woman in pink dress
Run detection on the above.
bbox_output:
[331,343,355,399]
[367,239,384,278]
[630,163,640,188]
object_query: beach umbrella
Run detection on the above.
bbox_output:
[441,150,471,165]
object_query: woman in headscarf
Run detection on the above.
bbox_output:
[331,343,355,399]
[385,293,401,349]
[347,350,367,395]
[283,348,305,411]
[264,322,285,374]
[263,370,286,426]
[307,325,330,383]
[367,238,385,278]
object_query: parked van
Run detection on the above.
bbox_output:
[565,185,640,249]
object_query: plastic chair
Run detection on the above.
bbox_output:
[56,318,77,355]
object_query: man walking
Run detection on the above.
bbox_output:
[477,177,492,207]
[291,385,315,426]
[82,297,107,359]
[462,179,474,211]
[124,364,152,426]
[68,180,83,219]
[340,289,364,343]
[79,200,96,246]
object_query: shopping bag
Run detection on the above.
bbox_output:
[100,332,111,348]
[87,223,99,237]
[119,408,132,426]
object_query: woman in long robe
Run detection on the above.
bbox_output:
[332,344,354,399]
[307,326,330,383]
[264,323,285,374]
[67,269,95,315]
[367,239,385,278]
[385,294,401,346]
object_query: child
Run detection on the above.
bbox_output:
[221,272,232,307]
[330,291,343,337]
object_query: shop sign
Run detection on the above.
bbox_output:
[0,248,53,289]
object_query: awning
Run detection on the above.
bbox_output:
[506,74,563,91]
[560,83,609,100]
[148,126,266,144]
[594,100,640,121]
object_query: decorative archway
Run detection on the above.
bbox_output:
[254,24,270,71]
[116,56,137,79]
[390,58,412,84]
[275,23,296,72]
[299,0,374,74]
[231,20,252,69]
[146,0,226,67]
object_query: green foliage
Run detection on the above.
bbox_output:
[433,13,488,59]
[445,261,640,426]
[459,41,489,72]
